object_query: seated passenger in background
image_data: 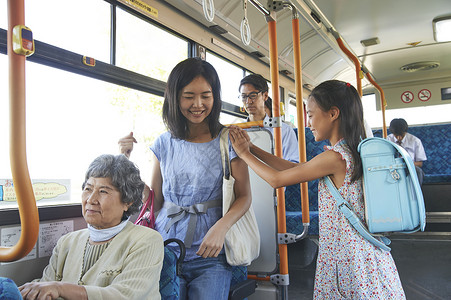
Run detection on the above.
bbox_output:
[387,118,427,185]
[19,154,164,300]
[239,74,299,162]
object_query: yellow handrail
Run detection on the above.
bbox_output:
[365,72,388,138]
[335,36,363,97]
[267,17,289,278]
[0,0,40,262]
[291,17,310,227]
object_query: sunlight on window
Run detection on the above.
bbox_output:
[116,7,188,81]
[26,0,111,62]
[207,52,244,107]
[362,93,451,129]
[0,4,6,29]
[1,59,164,208]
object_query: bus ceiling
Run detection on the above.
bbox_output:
[160,0,450,94]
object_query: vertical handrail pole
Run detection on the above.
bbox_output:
[0,0,40,262]
[291,16,310,232]
[267,17,289,277]
[366,72,388,137]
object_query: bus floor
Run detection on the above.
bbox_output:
[287,233,451,299]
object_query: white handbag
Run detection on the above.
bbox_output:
[219,128,260,266]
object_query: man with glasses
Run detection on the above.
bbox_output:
[238,74,299,163]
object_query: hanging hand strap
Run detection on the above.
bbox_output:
[324,176,391,251]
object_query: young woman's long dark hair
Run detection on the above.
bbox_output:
[162,57,223,140]
[309,80,366,182]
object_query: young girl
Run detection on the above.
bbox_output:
[118,58,251,300]
[229,80,405,299]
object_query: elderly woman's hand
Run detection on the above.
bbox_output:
[19,281,87,300]
[118,132,137,158]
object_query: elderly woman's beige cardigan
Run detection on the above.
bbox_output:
[38,221,164,300]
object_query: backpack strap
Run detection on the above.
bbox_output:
[385,138,426,231]
[324,176,391,251]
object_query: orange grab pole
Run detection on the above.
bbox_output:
[0,0,40,262]
[224,120,264,129]
[336,37,362,97]
[268,19,289,276]
[366,72,388,138]
[247,275,271,281]
[292,18,310,225]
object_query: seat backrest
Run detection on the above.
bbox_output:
[245,128,278,275]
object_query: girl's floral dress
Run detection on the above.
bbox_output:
[313,140,406,299]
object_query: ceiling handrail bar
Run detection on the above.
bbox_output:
[331,29,363,97]
[0,0,40,262]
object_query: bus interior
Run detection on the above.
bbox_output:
[1,0,451,299]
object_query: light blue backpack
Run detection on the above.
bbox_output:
[325,137,426,251]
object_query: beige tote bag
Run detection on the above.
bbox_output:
[220,128,260,266]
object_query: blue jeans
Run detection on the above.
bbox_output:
[179,254,232,300]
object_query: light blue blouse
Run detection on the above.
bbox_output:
[150,129,236,261]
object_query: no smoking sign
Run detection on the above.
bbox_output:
[418,89,431,101]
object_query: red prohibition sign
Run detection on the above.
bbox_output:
[418,89,431,102]
[401,91,414,103]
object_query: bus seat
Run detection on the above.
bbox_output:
[160,238,185,300]
[0,277,22,300]
[373,123,451,184]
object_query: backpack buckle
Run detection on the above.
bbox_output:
[390,169,401,181]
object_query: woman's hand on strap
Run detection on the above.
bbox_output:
[118,132,137,158]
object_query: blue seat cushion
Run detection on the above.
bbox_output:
[231,266,247,287]
[286,211,319,235]
[0,277,22,300]
[160,247,180,300]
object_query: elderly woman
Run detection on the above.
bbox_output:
[19,154,164,300]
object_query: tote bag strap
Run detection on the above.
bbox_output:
[324,176,391,251]
[219,128,231,180]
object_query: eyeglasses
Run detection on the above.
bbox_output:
[239,91,262,102]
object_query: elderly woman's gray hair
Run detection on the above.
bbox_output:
[82,154,144,218]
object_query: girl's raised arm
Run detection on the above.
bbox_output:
[230,126,346,189]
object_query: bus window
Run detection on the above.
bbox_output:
[116,7,188,82]
[0,5,5,29]
[207,52,245,107]
[0,61,164,209]
[26,0,111,63]
[363,93,451,128]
